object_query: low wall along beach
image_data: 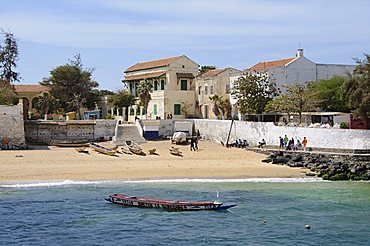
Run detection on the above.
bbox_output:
[193,119,370,151]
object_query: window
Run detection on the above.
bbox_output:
[153,104,157,115]
[174,104,181,115]
[154,80,158,91]
[210,85,214,95]
[180,80,187,90]
[182,65,185,68]
[160,79,165,90]
[204,86,208,95]
[226,84,231,94]
[198,86,202,95]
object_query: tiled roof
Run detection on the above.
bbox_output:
[125,56,182,72]
[197,69,225,78]
[13,84,50,93]
[247,57,295,71]
[123,71,166,81]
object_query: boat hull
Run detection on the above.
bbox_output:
[105,194,236,211]
[90,143,116,156]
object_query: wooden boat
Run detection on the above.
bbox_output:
[126,141,143,155]
[75,146,88,153]
[105,193,237,211]
[149,148,157,155]
[170,147,182,156]
[89,143,116,156]
[55,143,89,147]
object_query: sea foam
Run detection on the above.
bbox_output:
[1,177,326,188]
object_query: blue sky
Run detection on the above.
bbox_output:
[1,0,369,90]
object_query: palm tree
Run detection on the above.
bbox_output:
[137,79,152,119]
[36,92,54,120]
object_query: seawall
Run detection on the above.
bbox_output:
[193,119,370,151]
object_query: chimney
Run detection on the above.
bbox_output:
[296,48,304,57]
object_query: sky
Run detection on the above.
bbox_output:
[0,0,369,91]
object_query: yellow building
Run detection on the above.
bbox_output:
[123,55,199,121]
[13,84,50,119]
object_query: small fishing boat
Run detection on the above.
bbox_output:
[105,193,237,211]
[148,148,157,155]
[170,147,182,156]
[89,143,116,156]
[126,141,143,155]
[55,143,89,148]
[75,146,88,153]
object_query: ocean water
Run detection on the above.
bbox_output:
[1,179,369,246]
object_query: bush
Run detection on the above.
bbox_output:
[340,122,349,129]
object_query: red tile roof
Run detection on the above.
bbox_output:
[197,69,225,78]
[125,56,182,72]
[13,84,50,93]
[124,71,166,81]
[247,57,295,71]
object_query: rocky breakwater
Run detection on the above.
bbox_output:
[261,151,370,181]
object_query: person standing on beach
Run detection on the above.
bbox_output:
[279,136,284,149]
[190,137,196,151]
[302,137,308,151]
[283,135,289,148]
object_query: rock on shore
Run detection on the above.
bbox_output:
[261,151,370,181]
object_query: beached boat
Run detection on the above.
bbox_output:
[105,193,237,211]
[89,143,116,156]
[75,146,88,153]
[170,147,182,156]
[55,143,89,147]
[126,141,143,155]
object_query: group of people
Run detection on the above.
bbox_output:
[279,135,307,151]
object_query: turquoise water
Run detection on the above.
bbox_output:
[1,179,369,245]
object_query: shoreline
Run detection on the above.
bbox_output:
[0,139,312,182]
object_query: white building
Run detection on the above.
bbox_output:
[246,48,355,90]
[230,49,355,119]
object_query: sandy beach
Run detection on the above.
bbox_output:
[0,140,310,182]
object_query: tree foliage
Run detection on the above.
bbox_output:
[35,92,56,119]
[109,89,136,109]
[40,54,99,119]
[137,79,152,118]
[232,72,278,115]
[0,30,20,83]
[342,53,370,119]
[85,89,114,110]
[209,94,232,119]
[0,79,16,105]
[307,76,349,112]
[199,65,216,74]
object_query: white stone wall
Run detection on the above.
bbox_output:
[194,119,370,150]
[0,105,25,146]
[316,64,354,80]
[94,120,117,140]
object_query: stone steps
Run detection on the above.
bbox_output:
[112,124,146,145]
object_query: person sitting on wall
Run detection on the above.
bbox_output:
[295,139,302,150]
[258,139,266,148]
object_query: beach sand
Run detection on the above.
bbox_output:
[0,140,310,182]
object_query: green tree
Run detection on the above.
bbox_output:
[41,54,99,119]
[265,94,293,121]
[307,76,349,112]
[285,83,315,123]
[199,65,216,74]
[137,79,152,119]
[231,72,278,116]
[209,95,222,118]
[0,79,16,105]
[110,89,136,108]
[35,92,55,120]
[342,54,370,119]
[0,30,20,83]
[209,95,232,120]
